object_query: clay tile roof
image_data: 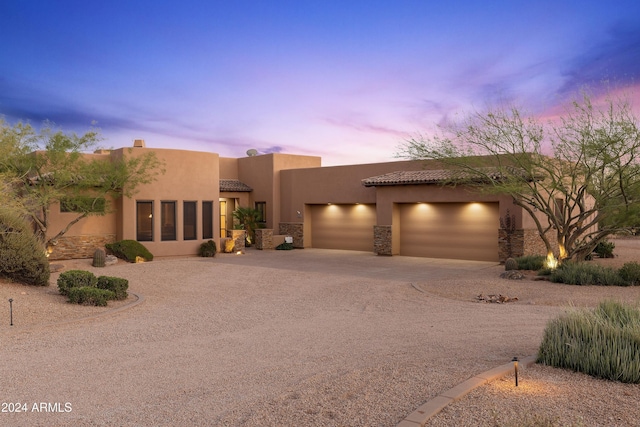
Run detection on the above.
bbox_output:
[362,170,463,187]
[362,167,533,187]
[220,179,253,192]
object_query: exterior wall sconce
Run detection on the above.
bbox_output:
[512,356,519,386]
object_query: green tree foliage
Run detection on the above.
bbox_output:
[0,118,164,248]
[398,93,640,263]
[0,204,50,286]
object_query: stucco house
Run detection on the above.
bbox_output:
[47,140,553,262]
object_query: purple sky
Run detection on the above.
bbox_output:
[1,1,639,165]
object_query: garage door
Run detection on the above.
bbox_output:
[310,204,376,251]
[399,202,499,261]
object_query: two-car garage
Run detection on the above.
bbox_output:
[308,202,499,262]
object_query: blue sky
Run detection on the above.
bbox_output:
[1,1,639,165]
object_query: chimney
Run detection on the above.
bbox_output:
[133,139,146,148]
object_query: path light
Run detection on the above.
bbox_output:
[512,356,519,387]
[9,298,13,326]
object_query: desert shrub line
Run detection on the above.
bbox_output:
[538,301,640,384]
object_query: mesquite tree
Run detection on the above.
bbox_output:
[398,93,640,264]
[0,119,164,249]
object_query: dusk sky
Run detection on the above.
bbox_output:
[2,1,639,165]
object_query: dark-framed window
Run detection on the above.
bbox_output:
[255,201,266,223]
[183,201,197,240]
[161,201,176,241]
[202,201,213,239]
[136,201,153,242]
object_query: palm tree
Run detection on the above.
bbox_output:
[232,207,262,246]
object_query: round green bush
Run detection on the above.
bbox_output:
[57,270,98,296]
[198,240,217,257]
[0,208,50,286]
[106,240,153,262]
[67,287,115,306]
[97,276,128,300]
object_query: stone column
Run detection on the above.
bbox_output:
[228,230,246,251]
[255,229,273,250]
[278,223,304,248]
[374,225,392,256]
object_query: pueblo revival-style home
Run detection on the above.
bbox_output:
[46,140,554,262]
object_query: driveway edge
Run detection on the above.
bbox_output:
[396,354,537,427]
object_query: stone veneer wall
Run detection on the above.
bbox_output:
[498,228,559,262]
[374,225,392,256]
[227,230,246,250]
[278,223,303,248]
[254,229,273,250]
[48,234,117,260]
[523,229,557,257]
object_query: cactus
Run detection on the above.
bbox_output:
[504,257,518,271]
[92,248,106,267]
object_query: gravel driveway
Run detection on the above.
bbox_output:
[1,246,639,426]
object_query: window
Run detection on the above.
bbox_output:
[61,196,106,213]
[202,201,213,239]
[554,198,564,221]
[219,200,227,238]
[136,201,153,241]
[183,201,197,240]
[161,201,176,241]
[255,201,266,224]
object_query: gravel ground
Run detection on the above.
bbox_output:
[1,239,639,426]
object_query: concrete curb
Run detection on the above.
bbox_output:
[396,355,537,427]
[15,291,144,331]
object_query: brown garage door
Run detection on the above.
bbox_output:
[310,204,376,251]
[399,202,499,261]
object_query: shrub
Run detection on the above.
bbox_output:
[537,301,640,383]
[67,287,115,306]
[97,276,128,300]
[514,255,545,271]
[106,240,153,263]
[276,242,294,250]
[198,240,217,257]
[618,262,640,286]
[58,270,98,296]
[594,239,615,258]
[549,262,626,286]
[0,208,50,286]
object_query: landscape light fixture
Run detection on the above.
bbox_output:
[512,356,519,387]
[8,298,13,326]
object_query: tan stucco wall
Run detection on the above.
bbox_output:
[279,160,427,224]
[237,153,321,228]
[219,157,239,179]
[116,146,220,257]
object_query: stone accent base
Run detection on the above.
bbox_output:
[255,229,273,250]
[48,234,117,260]
[374,225,392,256]
[279,223,303,248]
[228,230,246,250]
[498,229,559,262]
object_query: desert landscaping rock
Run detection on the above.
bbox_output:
[1,238,640,426]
